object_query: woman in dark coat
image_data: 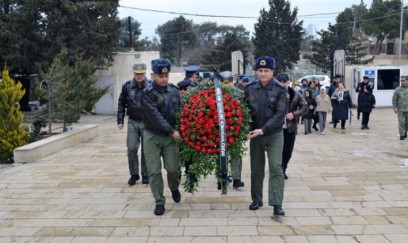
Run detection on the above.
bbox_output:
[331,82,352,130]
[302,89,317,134]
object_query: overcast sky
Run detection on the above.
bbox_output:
[118,0,377,39]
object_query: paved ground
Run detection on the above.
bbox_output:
[1,108,408,243]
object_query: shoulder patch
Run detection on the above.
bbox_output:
[122,80,131,87]
[145,83,154,93]
[273,80,286,90]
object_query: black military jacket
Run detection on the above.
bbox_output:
[244,78,287,135]
[142,81,180,136]
[117,78,149,124]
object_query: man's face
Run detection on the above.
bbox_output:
[279,81,290,89]
[154,73,169,87]
[180,87,191,97]
[257,68,274,83]
[402,79,408,87]
[191,73,198,83]
[335,77,341,83]
[363,78,369,83]
[134,72,146,83]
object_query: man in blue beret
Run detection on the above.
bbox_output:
[182,65,200,88]
[117,62,150,186]
[244,55,287,216]
[142,58,182,216]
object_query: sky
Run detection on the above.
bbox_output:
[118,0,373,39]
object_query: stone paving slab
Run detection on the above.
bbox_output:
[1,109,408,243]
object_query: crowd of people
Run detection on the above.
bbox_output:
[116,56,406,217]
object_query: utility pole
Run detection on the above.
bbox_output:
[399,0,404,65]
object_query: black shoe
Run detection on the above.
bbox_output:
[249,201,263,210]
[273,206,285,216]
[217,182,221,190]
[361,126,365,129]
[404,132,407,138]
[142,176,149,184]
[233,179,244,188]
[333,123,337,128]
[171,189,181,203]
[341,126,345,130]
[313,126,318,131]
[284,172,288,180]
[400,136,405,140]
[154,204,165,216]
[128,175,140,186]
[365,126,369,129]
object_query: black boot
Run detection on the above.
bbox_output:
[405,132,407,138]
[233,179,244,188]
[128,174,140,186]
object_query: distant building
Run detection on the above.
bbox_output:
[306,24,317,39]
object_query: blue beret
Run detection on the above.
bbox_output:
[177,79,191,90]
[151,58,171,74]
[203,72,211,78]
[255,56,276,70]
[242,77,250,82]
[276,73,290,82]
[184,65,200,73]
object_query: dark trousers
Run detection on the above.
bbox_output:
[362,112,370,126]
[282,129,296,173]
[334,120,346,129]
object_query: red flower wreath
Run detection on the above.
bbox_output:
[179,89,243,154]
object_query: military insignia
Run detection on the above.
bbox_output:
[162,68,168,74]
[260,60,266,66]
[156,95,164,105]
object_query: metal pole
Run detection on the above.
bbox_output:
[399,0,403,65]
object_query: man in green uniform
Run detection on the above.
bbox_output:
[117,62,149,185]
[142,58,182,216]
[244,56,287,216]
[392,76,408,140]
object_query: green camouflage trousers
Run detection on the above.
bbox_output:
[398,111,408,136]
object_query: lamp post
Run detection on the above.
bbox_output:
[399,0,404,65]
[329,33,347,82]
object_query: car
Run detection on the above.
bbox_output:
[296,75,331,87]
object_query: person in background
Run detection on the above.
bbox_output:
[331,82,352,130]
[356,76,375,129]
[315,86,332,135]
[328,74,342,124]
[142,58,182,216]
[182,65,200,88]
[300,78,309,91]
[277,73,308,180]
[302,89,316,135]
[117,62,149,186]
[201,72,211,84]
[307,80,320,131]
[392,76,408,140]
[244,56,287,216]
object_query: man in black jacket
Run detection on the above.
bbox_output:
[117,62,150,186]
[356,76,375,129]
[142,58,182,216]
[244,56,287,216]
[277,73,308,180]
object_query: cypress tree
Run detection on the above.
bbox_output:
[0,65,29,163]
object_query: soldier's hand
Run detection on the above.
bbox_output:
[393,107,398,114]
[248,129,263,139]
[118,124,124,129]
[172,131,182,142]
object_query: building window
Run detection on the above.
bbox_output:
[377,69,400,90]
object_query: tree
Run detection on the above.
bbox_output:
[0,0,121,76]
[39,49,109,132]
[201,25,251,72]
[0,65,29,163]
[156,15,197,66]
[118,17,146,51]
[362,0,408,54]
[252,0,303,74]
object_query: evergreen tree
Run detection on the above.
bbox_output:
[39,49,109,132]
[0,65,29,163]
[252,0,303,74]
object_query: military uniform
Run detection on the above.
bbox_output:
[244,56,287,215]
[142,58,181,215]
[117,63,149,185]
[392,82,408,139]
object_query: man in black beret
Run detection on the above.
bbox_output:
[142,58,182,216]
